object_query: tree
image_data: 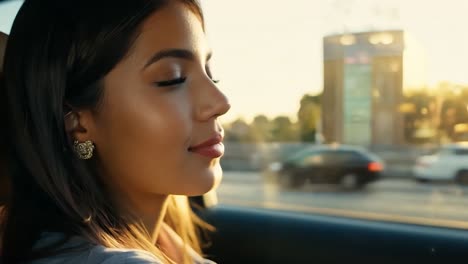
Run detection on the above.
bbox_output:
[224,118,250,142]
[402,90,436,143]
[297,94,322,142]
[271,116,298,142]
[437,83,468,140]
[249,115,272,142]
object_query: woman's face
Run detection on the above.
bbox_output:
[83,1,230,200]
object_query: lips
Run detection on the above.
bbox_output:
[189,134,224,158]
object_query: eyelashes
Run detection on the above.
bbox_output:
[154,65,219,88]
[154,77,187,87]
[206,65,220,84]
[154,77,220,88]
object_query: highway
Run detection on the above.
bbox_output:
[217,171,468,228]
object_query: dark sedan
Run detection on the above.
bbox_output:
[266,145,384,189]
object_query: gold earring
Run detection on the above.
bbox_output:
[73,140,95,160]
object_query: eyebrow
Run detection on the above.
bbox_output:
[143,48,212,70]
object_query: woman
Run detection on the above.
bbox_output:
[0,0,230,263]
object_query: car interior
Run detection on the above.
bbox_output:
[198,202,468,264]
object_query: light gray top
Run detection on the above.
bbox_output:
[29,230,216,264]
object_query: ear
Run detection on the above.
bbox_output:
[64,110,96,143]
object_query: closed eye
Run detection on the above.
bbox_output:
[154,77,187,87]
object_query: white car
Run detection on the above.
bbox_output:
[413,143,468,184]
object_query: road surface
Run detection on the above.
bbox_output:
[217,171,468,229]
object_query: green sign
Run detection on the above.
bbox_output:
[343,64,372,145]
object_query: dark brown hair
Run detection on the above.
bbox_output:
[1,1,210,263]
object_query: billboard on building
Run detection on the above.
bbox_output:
[343,64,372,145]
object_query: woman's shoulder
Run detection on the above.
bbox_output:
[31,247,162,264]
[160,224,217,264]
[30,232,163,264]
[80,245,163,264]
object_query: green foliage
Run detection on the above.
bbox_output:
[224,93,321,143]
[297,94,322,142]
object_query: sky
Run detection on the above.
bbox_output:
[1,0,468,122]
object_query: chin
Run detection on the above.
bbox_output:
[187,163,223,196]
[210,164,223,190]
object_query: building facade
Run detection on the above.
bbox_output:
[322,30,408,146]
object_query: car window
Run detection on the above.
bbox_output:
[206,0,468,231]
[454,148,468,156]
[287,149,318,162]
[327,150,364,163]
[2,0,468,238]
[0,0,21,34]
[297,152,324,167]
[437,147,455,156]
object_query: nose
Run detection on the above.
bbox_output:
[194,78,231,121]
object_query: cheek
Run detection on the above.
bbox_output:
[95,87,194,195]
